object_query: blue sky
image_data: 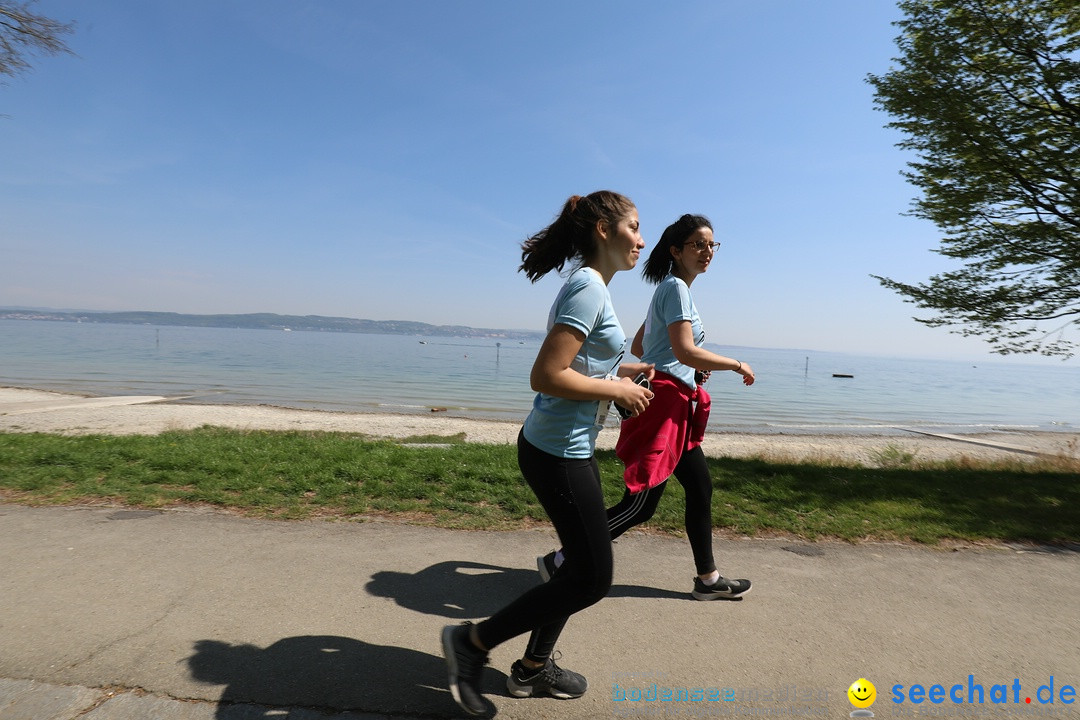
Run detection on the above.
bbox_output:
[1,1,1065,363]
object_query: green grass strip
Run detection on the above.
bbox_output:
[1,428,1077,544]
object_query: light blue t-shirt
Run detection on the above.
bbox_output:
[640,274,703,389]
[523,267,627,458]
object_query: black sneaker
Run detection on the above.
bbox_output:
[536,551,558,582]
[441,623,491,715]
[506,656,588,699]
[691,576,752,600]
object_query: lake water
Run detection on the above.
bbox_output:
[1,319,1077,436]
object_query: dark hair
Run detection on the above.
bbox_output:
[518,190,636,283]
[640,213,713,284]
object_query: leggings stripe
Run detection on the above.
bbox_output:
[607,483,658,537]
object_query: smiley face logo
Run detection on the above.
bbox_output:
[848,678,876,709]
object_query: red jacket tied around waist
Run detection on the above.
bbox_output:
[615,371,711,494]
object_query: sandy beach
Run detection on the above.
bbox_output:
[3,386,1077,465]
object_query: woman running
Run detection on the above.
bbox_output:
[441,190,654,715]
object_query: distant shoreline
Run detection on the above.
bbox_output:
[2,386,1077,466]
[0,309,546,341]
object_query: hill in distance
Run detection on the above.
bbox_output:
[0,308,545,341]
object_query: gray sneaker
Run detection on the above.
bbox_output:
[507,656,587,699]
[691,576,752,600]
[441,623,491,715]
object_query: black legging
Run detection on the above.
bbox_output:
[475,431,614,663]
[605,445,717,576]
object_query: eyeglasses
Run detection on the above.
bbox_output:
[685,240,720,253]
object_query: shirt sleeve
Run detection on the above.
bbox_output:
[656,279,694,326]
[552,274,605,336]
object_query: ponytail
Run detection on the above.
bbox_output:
[641,213,713,284]
[519,190,636,283]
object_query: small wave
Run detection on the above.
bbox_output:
[761,422,897,430]
[377,403,431,411]
[708,421,1051,437]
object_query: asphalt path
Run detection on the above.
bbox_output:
[1,504,1077,720]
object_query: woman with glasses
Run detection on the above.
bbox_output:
[441,191,654,716]
[539,213,755,601]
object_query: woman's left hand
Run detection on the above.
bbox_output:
[735,362,755,386]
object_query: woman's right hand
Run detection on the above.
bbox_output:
[614,376,653,417]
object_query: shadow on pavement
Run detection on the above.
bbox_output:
[187,634,506,718]
[185,564,687,716]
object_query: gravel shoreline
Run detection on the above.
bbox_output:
[2,386,1076,465]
